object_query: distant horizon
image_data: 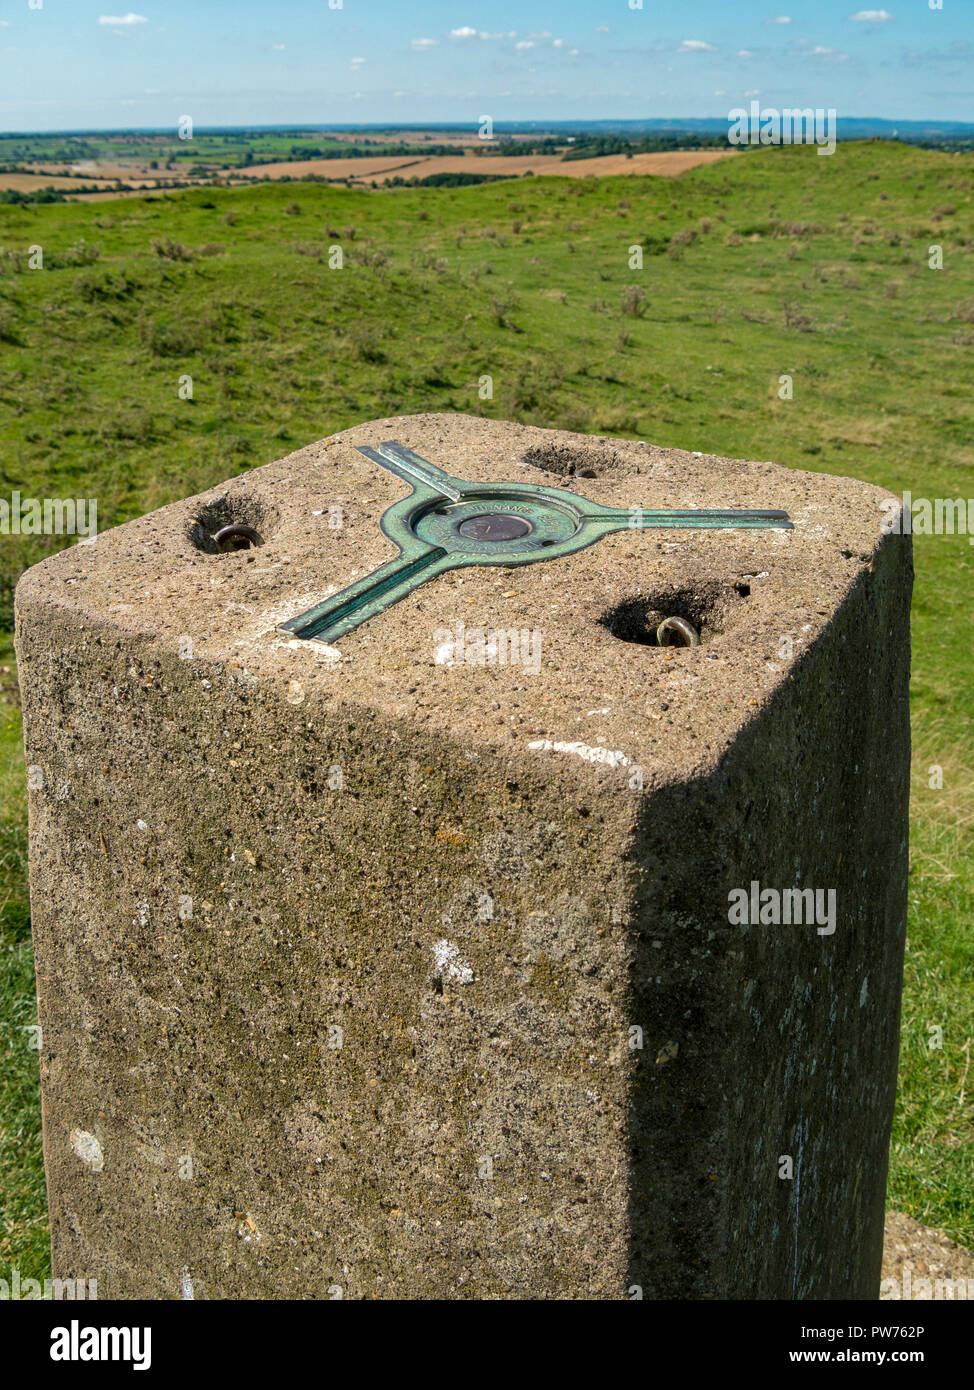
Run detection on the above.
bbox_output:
[3,116,974,139]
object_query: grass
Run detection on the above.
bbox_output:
[0,140,971,1273]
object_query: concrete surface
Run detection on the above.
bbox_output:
[15,413,912,1298]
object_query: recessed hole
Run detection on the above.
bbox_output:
[519,443,630,479]
[600,583,724,647]
[189,495,279,554]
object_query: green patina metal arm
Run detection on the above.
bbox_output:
[279,441,793,643]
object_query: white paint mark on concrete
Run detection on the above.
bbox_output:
[274,637,342,664]
[527,739,630,769]
[432,939,474,985]
[70,1129,104,1172]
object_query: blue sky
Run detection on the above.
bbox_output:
[0,1,970,132]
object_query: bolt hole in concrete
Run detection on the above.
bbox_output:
[601,580,751,648]
[519,442,629,479]
[188,495,279,555]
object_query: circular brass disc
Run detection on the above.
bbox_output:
[456,513,533,542]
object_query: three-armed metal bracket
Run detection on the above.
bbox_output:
[279,441,793,643]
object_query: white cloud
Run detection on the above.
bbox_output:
[596,26,609,34]
[737,49,754,58]
[350,56,365,68]
[764,15,792,23]
[271,43,285,51]
[812,44,850,60]
[411,37,437,51]
[849,8,893,19]
[552,38,566,48]
[678,39,717,52]
[97,12,147,23]
[516,41,536,51]
[449,27,517,41]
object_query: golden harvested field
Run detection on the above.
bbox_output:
[0,145,737,200]
[239,147,738,185]
[29,162,156,180]
[0,172,120,192]
[239,154,432,182]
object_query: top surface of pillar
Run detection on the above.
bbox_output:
[15,412,900,784]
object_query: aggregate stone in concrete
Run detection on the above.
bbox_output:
[15,413,912,1299]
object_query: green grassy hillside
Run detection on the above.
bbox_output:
[1,140,971,1278]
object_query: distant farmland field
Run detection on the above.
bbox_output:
[241,147,739,185]
[0,145,738,197]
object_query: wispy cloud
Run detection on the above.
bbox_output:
[849,8,893,19]
[764,15,792,24]
[678,39,717,53]
[449,27,517,41]
[411,38,437,51]
[97,12,147,24]
[901,39,970,66]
